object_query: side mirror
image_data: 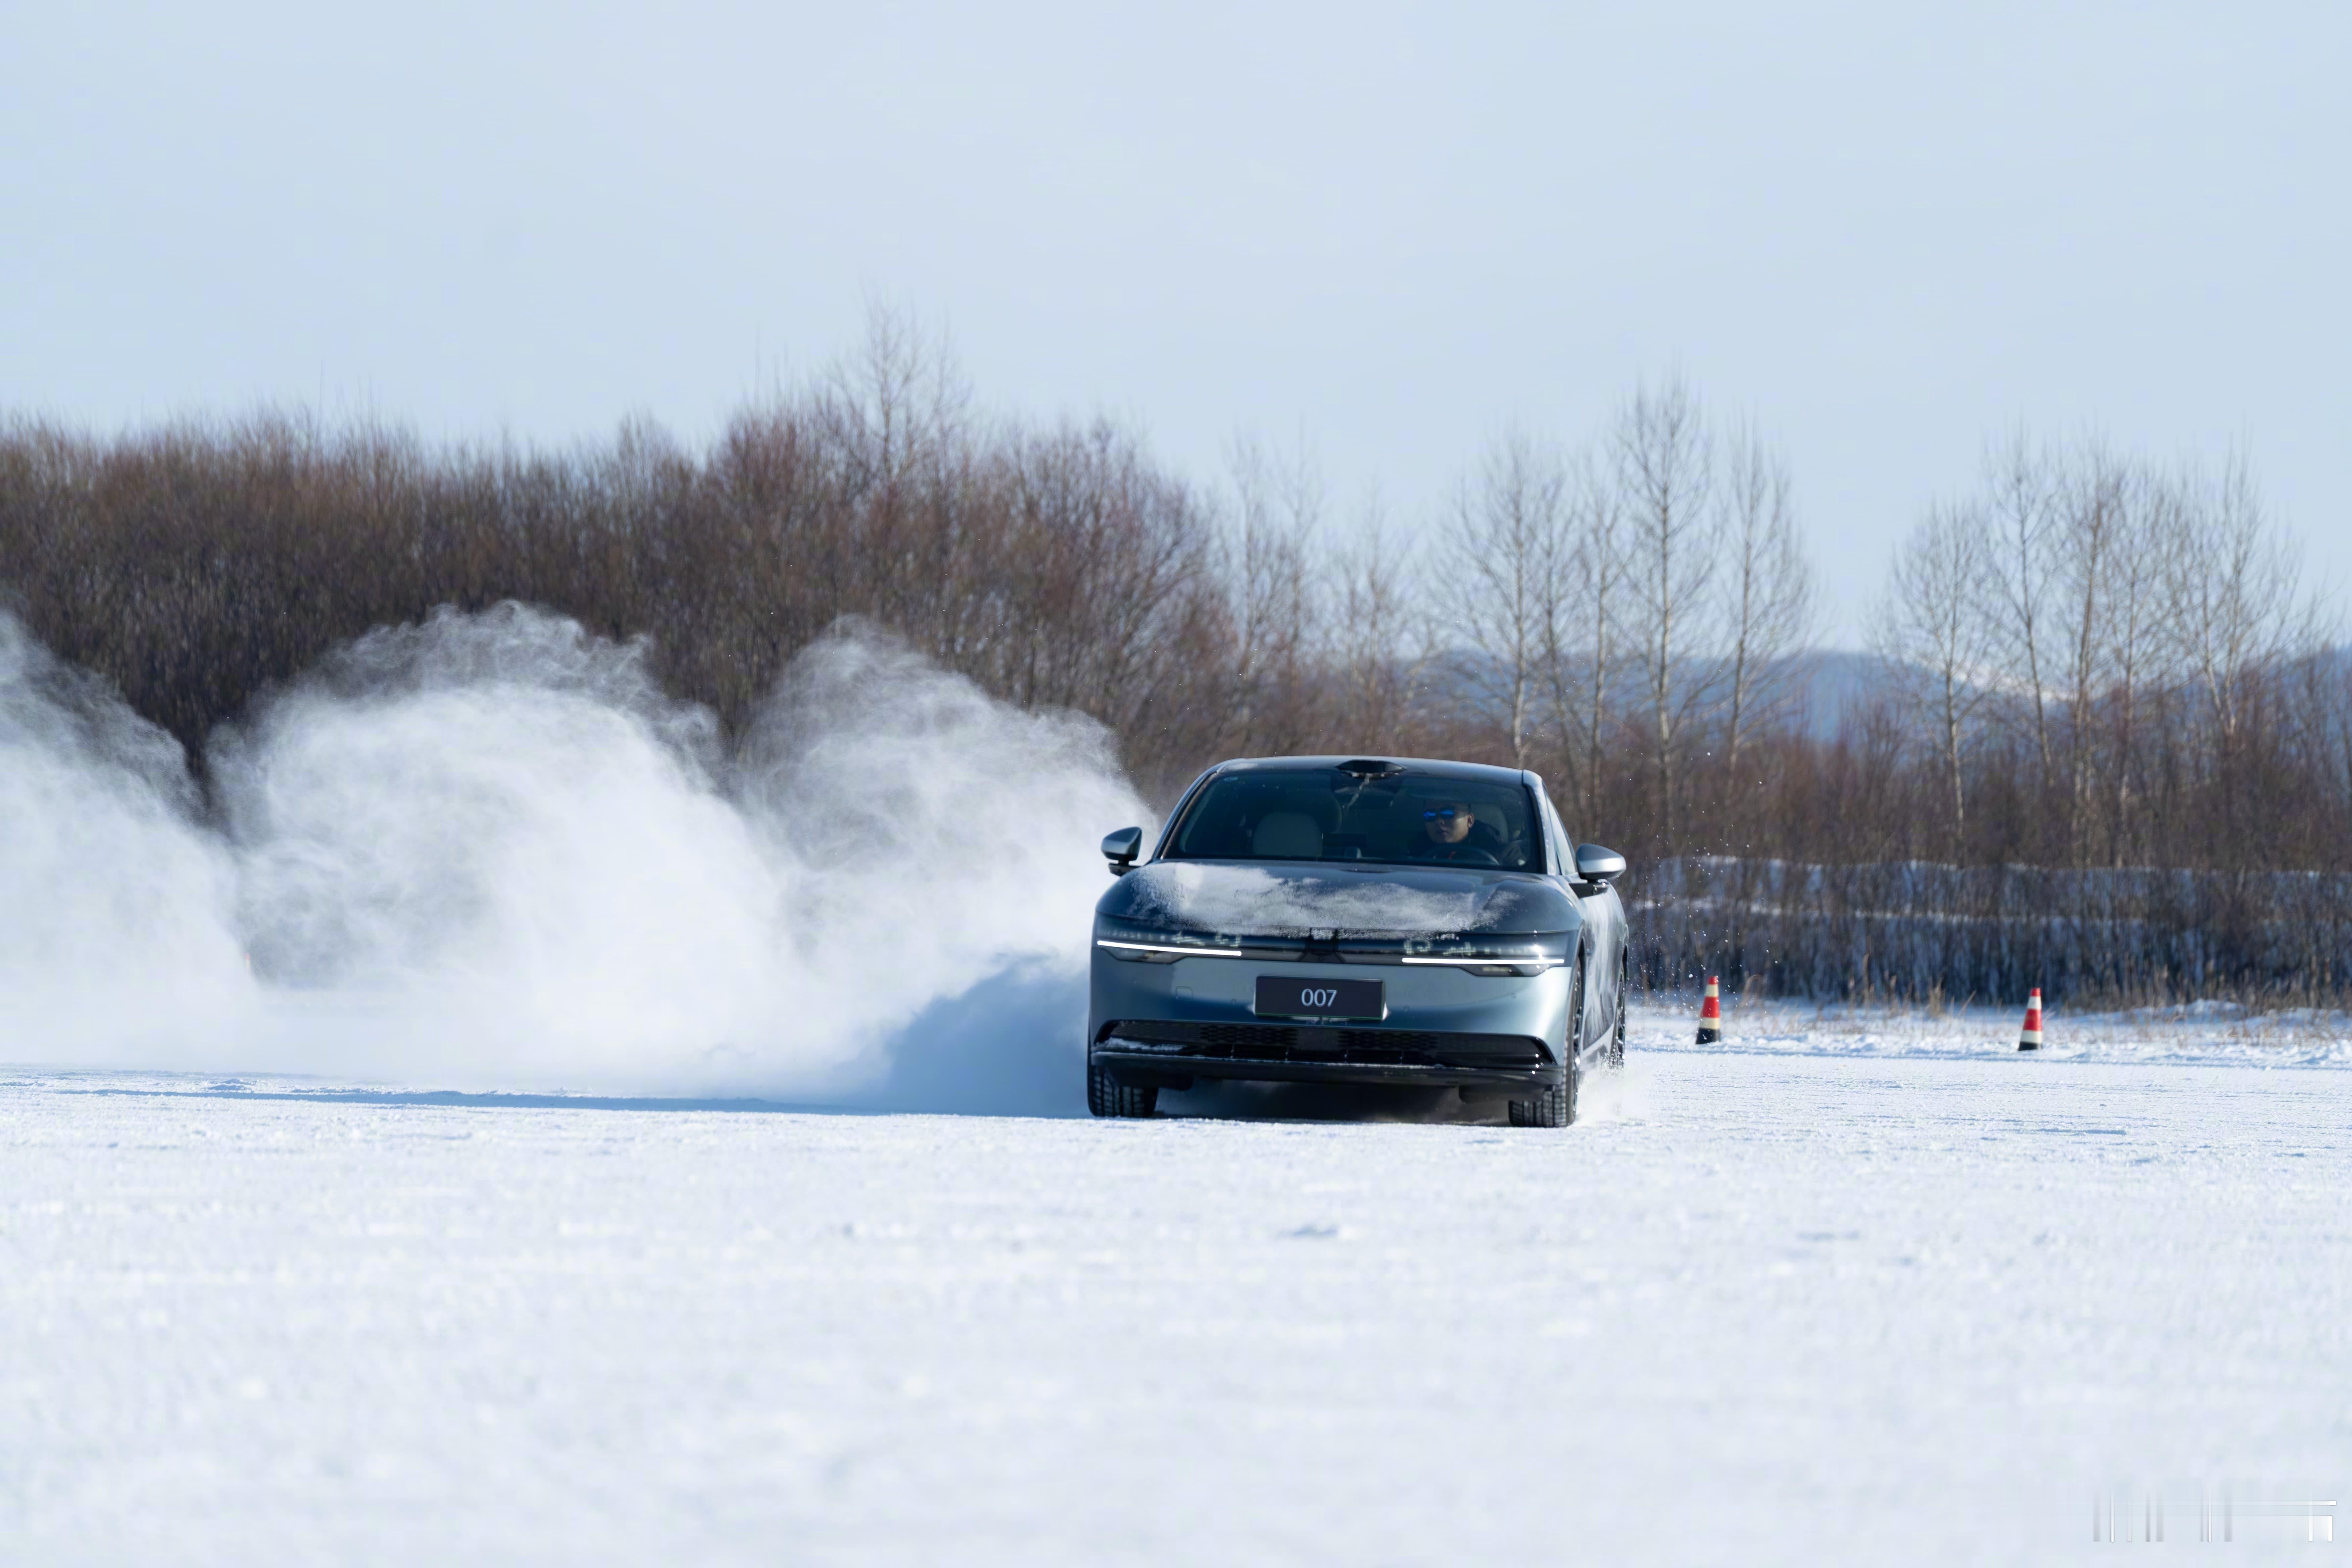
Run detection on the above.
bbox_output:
[1101,826,1143,874]
[1573,843,1626,885]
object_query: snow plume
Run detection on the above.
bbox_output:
[0,606,1145,1105]
[0,617,254,1043]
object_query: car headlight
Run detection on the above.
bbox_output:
[1393,932,1571,977]
[1092,916,1247,963]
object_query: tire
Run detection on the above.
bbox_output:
[1088,1058,1158,1119]
[1510,952,1583,1128]
[1609,953,1627,1069]
[1508,1068,1575,1128]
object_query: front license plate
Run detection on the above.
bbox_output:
[1254,975,1386,1021]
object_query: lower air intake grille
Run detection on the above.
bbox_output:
[1109,1019,1548,1068]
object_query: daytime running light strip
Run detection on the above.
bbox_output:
[1094,939,1247,959]
[1096,939,1560,969]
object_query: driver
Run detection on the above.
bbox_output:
[1408,799,1504,864]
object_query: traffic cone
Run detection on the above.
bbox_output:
[1696,976,1723,1044]
[2017,987,2043,1051]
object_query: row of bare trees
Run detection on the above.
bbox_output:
[1196,376,1820,859]
[1,320,1250,797]
[1206,392,2350,1001]
[1874,434,2327,871]
[4,320,2347,1002]
[1425,380,1816,847]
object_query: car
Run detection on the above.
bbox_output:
[1086,755,1629,1127]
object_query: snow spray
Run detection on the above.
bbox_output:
[0,605,1145,1104]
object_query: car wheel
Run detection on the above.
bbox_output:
[1508,1067,1575,1128]
[1610,953,1627,1069]
[1511,953,1583,1128]
[1087,1059,1158,1119]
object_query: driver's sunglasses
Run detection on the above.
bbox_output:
[1422,807,1463,822]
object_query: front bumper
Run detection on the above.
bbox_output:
[1092,1031,1563,1093]
[1088,917,1583,1104]
[1089,942,1574,1095]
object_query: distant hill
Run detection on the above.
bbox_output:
[1773,649,1906,739]
[1427,642,2347,742]
[1429,644,1914,740]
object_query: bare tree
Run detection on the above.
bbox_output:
[2095,464,2171,866]
[1437,432,1565,770]
[1539,446,1623,831]
[1223,433,1323,756]
[1981,428,2058,807]
[1614,376,1719,843]
[819,302,969,496]
[2048,440,2129,863]
[2165,450,2315,744]
[1872,501,1996,854]
[2319,647,2352,828]
[1716,421,1816,817]
[1328,501,1434,755]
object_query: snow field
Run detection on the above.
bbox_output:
[4,1024,2349,1564]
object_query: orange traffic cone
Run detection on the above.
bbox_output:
[1696,975,1723,1044]
[2017,987,2043,1051]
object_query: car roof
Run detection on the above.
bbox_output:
[1208,755,1533,789]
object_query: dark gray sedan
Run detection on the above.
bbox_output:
[1087,756,1629,1126]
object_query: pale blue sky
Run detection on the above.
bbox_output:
[5,1,2345,641]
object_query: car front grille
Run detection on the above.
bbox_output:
[1106,1019,1550,1069]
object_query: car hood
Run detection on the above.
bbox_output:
[1096,859,1579,938]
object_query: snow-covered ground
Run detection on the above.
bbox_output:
[6,1006,2349,1564]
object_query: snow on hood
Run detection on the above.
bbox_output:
[1101,860,1573,936]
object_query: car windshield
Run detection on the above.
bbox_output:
[1165,767,1544,872]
